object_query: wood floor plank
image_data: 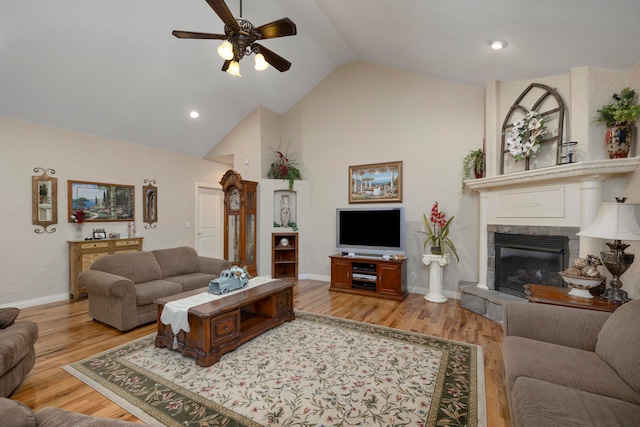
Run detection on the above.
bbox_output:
[9,280,510,426]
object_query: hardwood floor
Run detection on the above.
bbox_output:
[11,280,510,426]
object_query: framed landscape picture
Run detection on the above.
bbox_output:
[68,180,135,222]
[349,161,402,203]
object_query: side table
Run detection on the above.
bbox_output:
[524,284,619,312]
[422,254,450,303]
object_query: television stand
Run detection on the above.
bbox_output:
[329,254,407,301]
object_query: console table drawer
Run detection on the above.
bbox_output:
[80,242,109,249]
[275,290,292,316]
[115,240,141,248]
[212,312,239,340]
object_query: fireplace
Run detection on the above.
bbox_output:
[494,233,570,297]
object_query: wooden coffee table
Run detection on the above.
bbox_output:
[155,279,295,367]
[523,284,619,312]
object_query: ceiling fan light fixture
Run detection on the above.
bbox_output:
[254,53,269,71]
[217,40,234,60]
[226,60,241,76]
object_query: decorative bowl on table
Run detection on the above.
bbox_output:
[559,272,604,299]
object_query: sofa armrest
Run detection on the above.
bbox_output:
[504,302,611,351]
[199,257,233,276]
[78,270,136,300]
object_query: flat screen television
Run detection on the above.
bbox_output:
[336,207,405,257]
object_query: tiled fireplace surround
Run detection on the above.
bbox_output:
[461,157,640,322]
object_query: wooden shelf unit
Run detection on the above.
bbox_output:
[272,232,298,279]
[329,254,407,301]
[68,237,143,300]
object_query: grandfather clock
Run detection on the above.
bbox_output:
[220,170,258,276]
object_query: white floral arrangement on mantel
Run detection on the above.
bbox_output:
[505,111,548,162]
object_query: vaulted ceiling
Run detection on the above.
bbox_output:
[2,1,639,157]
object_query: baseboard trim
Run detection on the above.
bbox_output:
[0,293,70,309]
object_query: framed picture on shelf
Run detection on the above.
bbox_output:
[68,180,134,222]
[349,161,402,203]
[93,230,107,240]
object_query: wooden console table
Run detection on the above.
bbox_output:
[155,280,295,367]
[68,237,143,300]
[524,284,619,312]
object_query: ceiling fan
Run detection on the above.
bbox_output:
[172,0,297,76]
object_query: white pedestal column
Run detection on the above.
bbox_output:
[423,254,450,303]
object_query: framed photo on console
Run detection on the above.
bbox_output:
[349,161,402,203]
[68,180,134,222]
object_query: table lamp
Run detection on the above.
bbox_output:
[577,198,640,303]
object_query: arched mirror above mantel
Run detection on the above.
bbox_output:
[32,167,57,233]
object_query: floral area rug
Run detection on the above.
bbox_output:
[64,311,485,426]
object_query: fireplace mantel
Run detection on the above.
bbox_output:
[466,157,640,191]
[466,156,639,291]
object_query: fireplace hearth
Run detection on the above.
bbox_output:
[494,232,571,298]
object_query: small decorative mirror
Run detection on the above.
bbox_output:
[143,179,158,229]
[32,167,57,233]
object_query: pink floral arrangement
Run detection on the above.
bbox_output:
[419,202,459,261]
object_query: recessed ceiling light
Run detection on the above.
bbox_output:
[189,111,200,119]
[490,39,507,50]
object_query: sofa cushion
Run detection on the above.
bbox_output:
[0,308,20,329]
[503,335,640,405]
[135,280,184,306]
[596,299,640,394]
[152,246,201,278]
[90,251,163,284]
[511,377,640,427]
[165,273,217,292]
[0,398,37,427]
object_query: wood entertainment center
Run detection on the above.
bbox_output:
[329,254,407,300]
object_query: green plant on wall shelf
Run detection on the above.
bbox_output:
[597,87,640,126]
[267,144,302,190]
[461,149,484,191]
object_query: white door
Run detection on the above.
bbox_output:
[196,185,223,258]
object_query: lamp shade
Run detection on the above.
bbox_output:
[254,53,269,71]
[577,202,640,241]
[226,60,241,77]
[217,41,234,60]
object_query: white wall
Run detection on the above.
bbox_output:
[282,62,485,295]
[1,116,229,307]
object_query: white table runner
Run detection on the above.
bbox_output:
[160,276,276,341]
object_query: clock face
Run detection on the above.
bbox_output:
[280,237,289,247]
[229,189,240,210]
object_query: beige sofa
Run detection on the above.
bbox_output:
[1,397,162,426]
[79,246,232,332]
[0,308,38,398]
[503,299,640,427]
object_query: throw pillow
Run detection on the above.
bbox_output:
[0,307,20,329]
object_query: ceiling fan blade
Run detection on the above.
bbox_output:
[205,0,240,30]
[221,59,231,72]
[255,17,297,39]
[172,30,226,40]
[253,43,291,72]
